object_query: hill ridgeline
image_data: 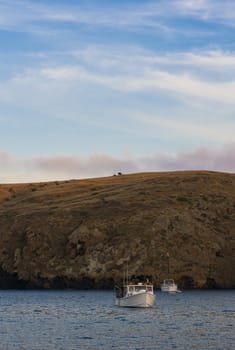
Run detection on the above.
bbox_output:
[0,171,234,289]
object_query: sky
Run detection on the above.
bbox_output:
[0,0,235,183]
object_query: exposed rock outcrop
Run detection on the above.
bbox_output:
[0,171,234,289]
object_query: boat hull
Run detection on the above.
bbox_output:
[116,292,155,308]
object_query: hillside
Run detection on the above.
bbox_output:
[0,171,234,289]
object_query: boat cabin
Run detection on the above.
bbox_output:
[125,282,154,296]
[162,279,176,286]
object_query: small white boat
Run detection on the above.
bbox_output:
[161,279,178,293]
[115,281,156,308]
[161,252,180,293]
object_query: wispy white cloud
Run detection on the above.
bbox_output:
[38,63,235,105]
[143,50,235,69]
[0,0,168,31]
[34,47,235,74]
[175,0,235,25]
[131,112,235,144]
[3,46,235,85]
[175,0,210,14]
[2,0,234,36]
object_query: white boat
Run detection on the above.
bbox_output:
[115,281,156,308]
[161,279,178,293]
[161,252,180,293]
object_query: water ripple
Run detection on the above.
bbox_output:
[0,290,234,349]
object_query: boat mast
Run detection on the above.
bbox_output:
[127,264,129,285]
[123,266,128,286]
[166,252,170,278]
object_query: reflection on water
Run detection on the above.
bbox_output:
[0,290,234,349]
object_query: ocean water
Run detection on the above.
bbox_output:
[0,290,234,350]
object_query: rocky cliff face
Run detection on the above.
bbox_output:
[0,171,234,289]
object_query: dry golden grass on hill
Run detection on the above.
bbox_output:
[0,171,234,289]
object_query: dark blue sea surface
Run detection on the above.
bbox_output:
[0,290,234,349]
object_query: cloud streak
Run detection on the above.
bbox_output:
[141,144,235,173]
[0,151,13,165]
[0,144,234,183]
[1,0,235,35]
[21,63,235,105]
[131,112,235,144]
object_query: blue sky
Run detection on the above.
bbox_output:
[0,0,235,183]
